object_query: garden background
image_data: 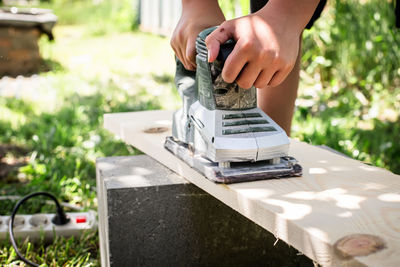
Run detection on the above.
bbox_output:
[0,0,399,265]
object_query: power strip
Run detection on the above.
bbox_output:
[0,211,97,242]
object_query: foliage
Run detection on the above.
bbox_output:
[40,0,137,35]
[0,87,160,212]
[219,0,400,173]
[0,230,99,266]
[0,20,176,265]
[219,0,250,19]
[296,0,400,173]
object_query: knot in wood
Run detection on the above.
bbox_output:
[143,127,169,134]
[334,234,386,259]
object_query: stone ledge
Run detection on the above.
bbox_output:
[96,155,312,267]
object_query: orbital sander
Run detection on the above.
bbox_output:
[164,27,302,184]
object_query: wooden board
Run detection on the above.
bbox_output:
[104,110,400,266]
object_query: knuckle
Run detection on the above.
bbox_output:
[270,73,286,87]
[176,29,185,40]
[184,63,192,70]
[254,79,265,89]
[222,73,234,84]
[275,54,294,69]
[205,32,217,44]
[205,32,214,42]
[271,53,283,65]
[239,40,252,52]
[288,59,297,69]
[269,80,280,87]
[258,49,276,64]
[237,80,252,89]
[218,22,228,31]
[185,49,193,59]
[170,38,177,49]
[257,49,267,61]
[283,63,293,73]
[253,81,261,88]
[261,49,273,58]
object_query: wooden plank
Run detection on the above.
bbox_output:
[104,110,400,267]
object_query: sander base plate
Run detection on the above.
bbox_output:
[164,136,302,184]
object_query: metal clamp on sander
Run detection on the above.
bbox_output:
[165,27,302,183]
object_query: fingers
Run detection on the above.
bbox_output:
[268,69,290,87]
[170,31,196,71]
[253,69,274,89]
[222,44,248,84]
[174,43,195,71]
[185,41,197,70]
[233,62,260,89]
[179,40,194,70]
[205,24,233,62]
[170,38,185,68]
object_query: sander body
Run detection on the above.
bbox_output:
[164,27,302,183]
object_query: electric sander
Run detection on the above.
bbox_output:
[164,27,302,183]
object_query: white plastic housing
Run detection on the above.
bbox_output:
[189,101,289,163]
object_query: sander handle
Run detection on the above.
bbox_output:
[216,40,236,63]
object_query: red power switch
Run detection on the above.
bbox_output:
[75,216,87,223]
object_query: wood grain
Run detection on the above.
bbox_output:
[104,110,400,266]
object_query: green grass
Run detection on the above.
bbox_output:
[0,30,178,265]
[0,1,178,265]
[219,0,400,173]
[0,231,98,266]
[1,0,399,265]
[39,0,137,36]
[294,0,400,173]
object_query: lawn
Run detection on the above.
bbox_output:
[0,27,179,209]
[1,0,399,266]
[0,1,179,265]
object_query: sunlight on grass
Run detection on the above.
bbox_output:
[0,6,179,265]
[38,26,180,111]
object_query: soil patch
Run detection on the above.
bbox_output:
[0,144,29,180]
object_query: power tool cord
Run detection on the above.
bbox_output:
[8,192,70,267]
[0,195,84,211]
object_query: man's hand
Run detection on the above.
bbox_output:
[205,0,320,89]
[171,0,225,70]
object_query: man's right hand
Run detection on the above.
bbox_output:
[170,0,225,70]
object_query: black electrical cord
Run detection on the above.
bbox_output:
[8,192,70,267]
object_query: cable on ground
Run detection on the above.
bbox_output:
[8,191,70,267]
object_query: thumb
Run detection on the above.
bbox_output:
[205,24,233,62]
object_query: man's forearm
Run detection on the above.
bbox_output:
[182,0,221,11]
[258,0,321,32]
[180,0,225,21]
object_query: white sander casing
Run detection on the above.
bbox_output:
[188,101,290,163]
[165,26,302,183]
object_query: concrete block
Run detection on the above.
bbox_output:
[96,155,312,267]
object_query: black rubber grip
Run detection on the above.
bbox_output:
[217,41,236,63]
